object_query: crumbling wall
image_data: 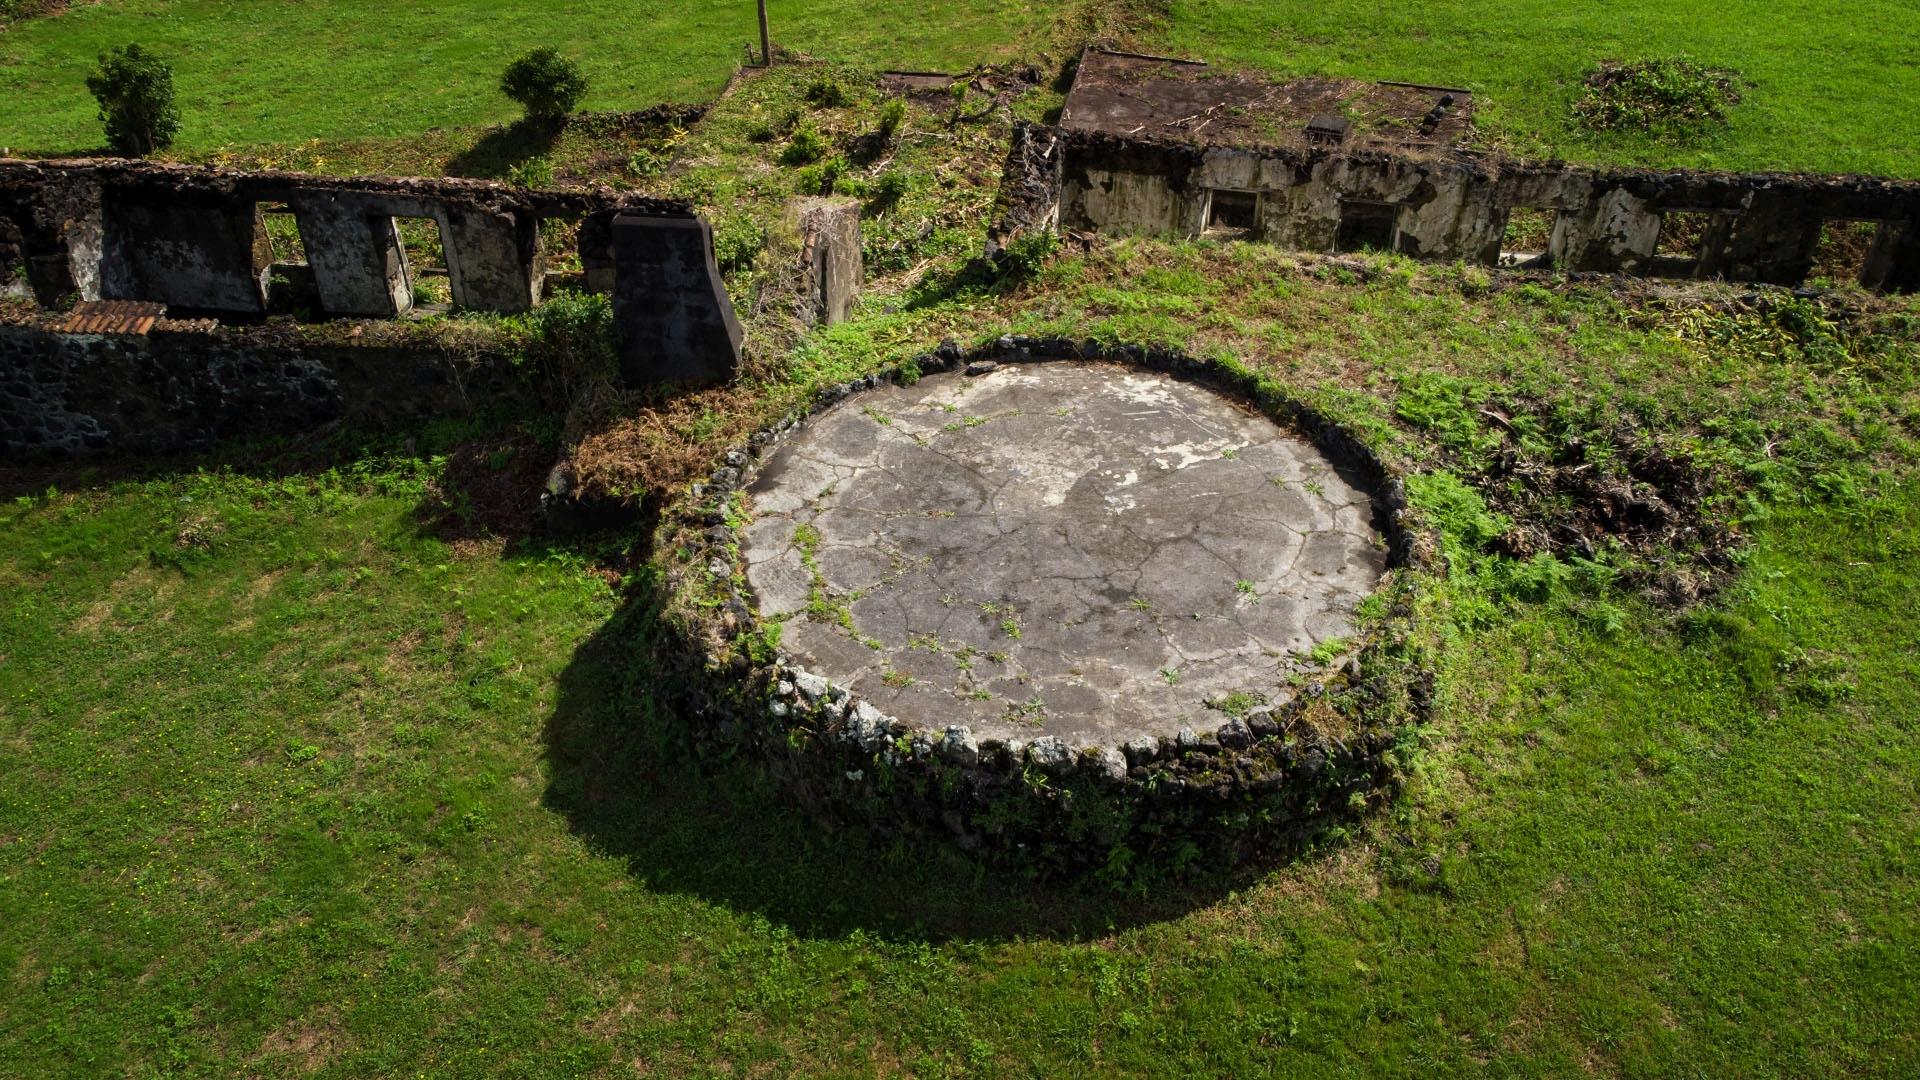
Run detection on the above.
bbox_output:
[1059,135,1197,238]
[0,158,685,317]
[0,306,535,457]
[0,158,751,393]
[1038,129,1920,291]
[985,121,1064,255]
[787,197,863,327]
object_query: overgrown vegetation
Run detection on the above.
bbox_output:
[4,3,1920,1073]
[3,316,1917,1070]
[1573,57,1743,140]
[0,0,63,28]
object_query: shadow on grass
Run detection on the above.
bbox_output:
[0,423,1305,943]
[445,118,564,181]
[538,582,1291,945]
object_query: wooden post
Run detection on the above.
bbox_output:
[758,0,771,67]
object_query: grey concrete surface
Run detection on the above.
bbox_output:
[742,362,1388,747]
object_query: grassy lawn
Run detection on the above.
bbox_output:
[0,0,1064,153]
[1159,0,1920,175]
[4,251,1919,1074]
[5,1,1920,175]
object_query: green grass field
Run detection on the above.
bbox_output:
[4,251,1918,1075]
[3,0,1919,174]
[4,4,1920,1074]
[0,0,1063,152]
[1160,0,1920,175]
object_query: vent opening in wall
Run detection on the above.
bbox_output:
[255,202,316,315]
[1335,200,1399,253]
[1651,210,1733,278]
[392,216,450,312]
[1206,189,1259,238]
[1807,219,1886,287]
[1498,207,1558,269]
[537,214,586,297]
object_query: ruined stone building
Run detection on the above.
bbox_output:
[994,49,1920,291]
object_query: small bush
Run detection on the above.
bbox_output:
[1573,58,1741,139]
[867,168,910,208]
[747,107,801,144]
[625,148,666,178]
[712,215,766,276]
[505,156,555,188]
[86,44,180,156]
[876,98,908,142]
[779,122,831,165]
[804,77,849,108]
[995,230,1060,283]
[517,290,616,387]
[795,156,848,196]
[501,48,588,125]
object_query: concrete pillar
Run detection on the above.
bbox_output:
[788,197,862,327]
[287,192,410,318]
[442,205,539,313]
[1875,219,1920,293]
[611,213,743,387]
[1561,187,1661,273]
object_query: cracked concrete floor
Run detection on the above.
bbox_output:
[742,362,1388,747]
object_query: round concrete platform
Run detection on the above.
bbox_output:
[741,361,1387,748]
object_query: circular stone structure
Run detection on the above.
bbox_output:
[741,361,1388,750]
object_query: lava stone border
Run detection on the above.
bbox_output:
[656,336,1443,876]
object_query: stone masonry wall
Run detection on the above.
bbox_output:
[0,158,745,387]
[1045,130,1920,291]
[0,307,534,457]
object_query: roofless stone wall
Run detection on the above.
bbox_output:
[0,158,742,386]
[998,122,1920,292]
[0,300,539,456]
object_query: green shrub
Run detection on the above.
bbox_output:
[518,290,615,384]
[996,230,1060,283]
[795,156,848,196]
[747,107,801,144]
[876,98,908,142]
[711,215,765,276]
[505,156,555,188]
[779,122,831,165]
[1573,58,1741,139]
[625,148,666,178]
[86,44,180,156]
[867,168,910,208]
[804,76,849,108]
[500,48,588,125]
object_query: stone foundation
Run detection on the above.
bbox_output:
[660,336,1439,874]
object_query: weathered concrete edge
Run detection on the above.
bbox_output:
[663,336,1444,868]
